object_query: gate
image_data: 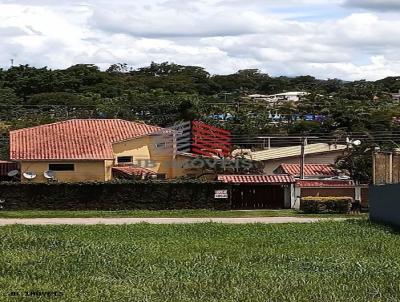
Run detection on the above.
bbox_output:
[231,185,285,209]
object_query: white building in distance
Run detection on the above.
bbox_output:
[248,91,309,104]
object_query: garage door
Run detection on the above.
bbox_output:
[231,185,285,209]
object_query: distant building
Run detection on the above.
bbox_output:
[248,91,309,104]
[391,90,400,102]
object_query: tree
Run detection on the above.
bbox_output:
[106,63,130,74]
[336,144,374,183]
[3,65,56,100]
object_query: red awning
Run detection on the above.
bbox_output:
[218,174,295,184]
[112,166,157,178]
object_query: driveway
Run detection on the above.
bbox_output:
[0,217,346,225]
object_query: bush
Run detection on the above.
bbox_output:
[300,197,353,214]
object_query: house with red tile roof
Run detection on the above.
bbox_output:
[216,162,365,210]
[273,163,338,179]
[271,163,368,209]
[9,119,207,183]
[246,143,347,174]
[216,171,367,210]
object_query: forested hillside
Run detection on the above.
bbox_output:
[1,62,400,143]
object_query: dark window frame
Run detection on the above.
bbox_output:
[155,142,167,149]
[156,173,167,180]
[117,156,133,164]
[48,163,75,171]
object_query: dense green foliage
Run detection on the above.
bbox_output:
[300,197,353,214]
[1,62,400,133]
[1,62,400,180]
[0,221,398,301]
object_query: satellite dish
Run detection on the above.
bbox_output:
[44,170,55,179]
[7,170,19,177]
[346,137,362,146]
[23,172,37,180]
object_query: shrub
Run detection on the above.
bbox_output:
[0,182,231,211]
[300,197,353,214]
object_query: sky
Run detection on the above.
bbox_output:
[0,0,400,80]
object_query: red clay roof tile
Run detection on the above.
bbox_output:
[218,174,295,184]
[10,119,163,160]
[277,164,336,177]
[112,166,157,177]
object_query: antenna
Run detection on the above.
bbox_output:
[44,170,55,180]
[23,171,37,180]
[7,170,19,177]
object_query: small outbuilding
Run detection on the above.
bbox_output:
[217,174,295,209]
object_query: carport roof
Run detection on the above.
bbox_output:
[112,166,157,177]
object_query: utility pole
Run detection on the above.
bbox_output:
[300,136,307,179]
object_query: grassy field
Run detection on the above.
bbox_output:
[0,220,398,301]
[0,209,368,219]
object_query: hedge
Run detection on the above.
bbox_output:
[0,181,231,211]
[300,197,353,214]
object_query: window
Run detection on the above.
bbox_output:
[48,164,75,171]
[117,156,133,164]
[155,142,167,149]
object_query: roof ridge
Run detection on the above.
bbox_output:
[10,119,73,133]
[283,163,333,166]
[10,118,154,133]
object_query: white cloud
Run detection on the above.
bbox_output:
[344,0,400,11]
[0,1,399,81]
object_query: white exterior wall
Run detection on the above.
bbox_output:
[284,184,295,208]
[293,186,302,209]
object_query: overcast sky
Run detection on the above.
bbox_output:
[0,0,399,80]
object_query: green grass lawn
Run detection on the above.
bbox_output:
[0,209,368,219]
[0,220,398,301]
